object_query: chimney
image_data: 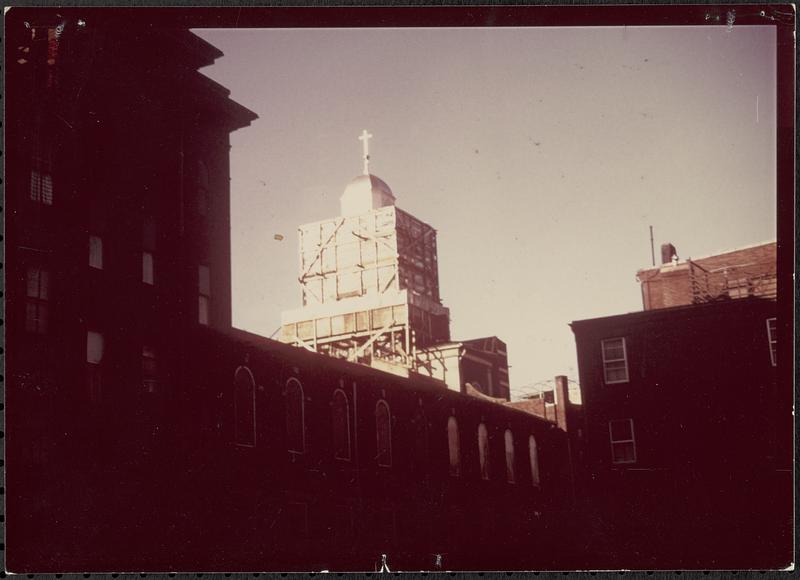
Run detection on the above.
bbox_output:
[660,243,677,265]
[554,375,570,431]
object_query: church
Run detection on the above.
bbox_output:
[280,131,512,401]
[5,8,580,572]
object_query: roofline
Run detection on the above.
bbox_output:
[637,239,777,273]
[570,295,776,330]
[219,327,555,427]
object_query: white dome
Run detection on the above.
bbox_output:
[340,174,396,216]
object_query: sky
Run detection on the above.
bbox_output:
[194,25,776,400]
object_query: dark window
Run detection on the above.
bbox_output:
[30,120,53,205]
[89,235,103,269]
[142,252,155,285]
[609,419,636,464]
[234,366,256,447]
[375,400,392,467]
[198,265,210,325]
[142,346,157,393]
[332,388,351,461]
[286,378,305,453]
[143,216,156,285]
[86,331,104,403]
[447,415,461,477]
[25,267,49,334]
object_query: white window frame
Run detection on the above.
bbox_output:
[609,418,637,465]
[601,337,629,384]
[766,318,777,367]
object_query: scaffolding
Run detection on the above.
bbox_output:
[281,204,450,371]
[689,259,777,304]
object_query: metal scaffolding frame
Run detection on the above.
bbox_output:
[282,205,450,372]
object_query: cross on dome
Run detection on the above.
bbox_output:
[358,129,373,175]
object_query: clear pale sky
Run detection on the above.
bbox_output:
[194,26,776,400]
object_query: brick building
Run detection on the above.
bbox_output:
[6,8,256,569]
[571,252,790,568]
[637,240,776,310]
[6,9,578,572]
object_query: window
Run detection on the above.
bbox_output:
[332,389,351,461]
[529,435,540,487]
[142,346,157,393]
[447,416,461,477]
[375,400,392,467]
[87,331,104,364]
[601,337,629,384]
[30,122,53,205]
[89,235,103,269]
[609,419,637,464]
[86,331,104,402]
[198,265,210,325]
[285,378,305,453]
[504,429,516,484]
[142,217,156,285]
[30,169,54,205]
[477,423,490,480]
[142,252,154,285]
[234,366,256,447]
[766,318,777,367]
[25,267,49,334]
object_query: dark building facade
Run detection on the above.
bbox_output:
[6,9,578,572]
[571,297,791,569]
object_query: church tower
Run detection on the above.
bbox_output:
[280,131,450,375]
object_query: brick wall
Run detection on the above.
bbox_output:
[637,241,776,310]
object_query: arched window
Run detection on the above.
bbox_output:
[504,429,516,484]
[529,435,540,487]
[332,389,351,461]
[375,400,392,467]
[234,366,256,447]
[478,423,490,480]
[286,378,305,454]
[411,400,429,474]
[447,416,461,477]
